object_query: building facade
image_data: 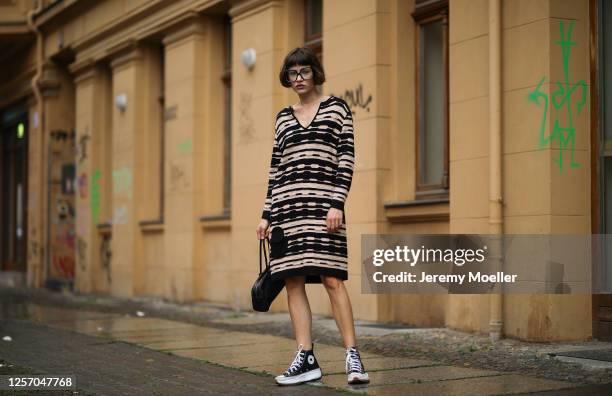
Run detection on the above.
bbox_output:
[1,0,610,341]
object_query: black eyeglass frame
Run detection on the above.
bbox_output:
[286,67,314,82]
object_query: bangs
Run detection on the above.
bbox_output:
[284,50,315,69]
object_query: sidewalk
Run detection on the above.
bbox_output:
[1,286,611,395]
[0,318,342,395]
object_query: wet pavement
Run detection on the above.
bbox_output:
[1,301,606,395]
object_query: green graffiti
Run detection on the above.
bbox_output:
[91,169,101,224]
[112,167,133,198]
[178,138,193,155]
[527,20,587,172]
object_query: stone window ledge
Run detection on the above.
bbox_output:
[199,212,231,230]
[384,197,449,223]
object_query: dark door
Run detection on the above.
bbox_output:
[594,0,612,340]
[0,106,28,273]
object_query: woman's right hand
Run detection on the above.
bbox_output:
[256,219,270,240]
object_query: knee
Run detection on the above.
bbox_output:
[284,276,305,291]
[321,275,342,291]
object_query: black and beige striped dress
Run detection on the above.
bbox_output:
[261,95,355,284]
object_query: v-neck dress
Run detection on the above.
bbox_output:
[261,95,355,283]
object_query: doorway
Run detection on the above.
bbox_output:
[0,103,28,274]
[593,0,612,340]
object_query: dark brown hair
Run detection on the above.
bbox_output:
[278,47,326,88]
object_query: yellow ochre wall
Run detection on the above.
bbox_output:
[0,0,594,341]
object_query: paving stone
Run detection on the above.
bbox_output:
[0,319,343,395]
[103,325,226,342]
[2,303,117,324]
[112,327,224,343]
[44,316,196,335]
[144,332,296,350]
[354,374,581,396]
[516,383,612,395]
[321,365,500,388]
[172,342,380,368]
[150,337,297,353]
[247,356,439,376]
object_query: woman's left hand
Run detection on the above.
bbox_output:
[326,208,343,232]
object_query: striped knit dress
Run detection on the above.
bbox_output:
[261,95,355,284]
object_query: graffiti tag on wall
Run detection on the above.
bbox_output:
[112,167,133,198]
[238,92,255,143]
[527,20,587,172]
[91,169,102,224]
[77,127,90,163]
[331,83,373,117]
[49,129,76,281]
[178,138,193,155]
[100,233,112,284]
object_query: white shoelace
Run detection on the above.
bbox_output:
[285,344,306,375]
[346,347,364,373]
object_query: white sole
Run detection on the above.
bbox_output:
[275,368,322,385]
[348,372,370,384]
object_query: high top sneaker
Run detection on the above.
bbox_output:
[275,343,322,385]
[346,345,369,384]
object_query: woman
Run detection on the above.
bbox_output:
[255,47,369,386]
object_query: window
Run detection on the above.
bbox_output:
[222,14,232,215]
[413,0,449,197]
[304,0,322,59]
[140,44,164,223]
[159,44,165,220]
[100,64,113,225]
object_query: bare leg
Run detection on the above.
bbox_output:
[320,275,356,348]
[284,276,313,349]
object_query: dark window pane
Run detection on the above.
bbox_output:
[419,19,444,186]
[306,0,322,38]
[224,15,232,69]
[224,16,232,213]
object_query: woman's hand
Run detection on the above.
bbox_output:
[326,208,343,232]
[256,219,270,240]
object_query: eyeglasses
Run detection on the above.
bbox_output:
[287,67,313,82]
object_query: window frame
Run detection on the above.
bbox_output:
[304,0,322,59]
[221,14,232,216]
[158,44,165,221]
[412,0,449,198]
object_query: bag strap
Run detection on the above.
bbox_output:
[264,236,270,269]
[259,238,263,274]
[259,236,270,274]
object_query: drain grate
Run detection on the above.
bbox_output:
[550,348,612,362]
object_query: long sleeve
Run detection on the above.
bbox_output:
[262,134,281,221]
[330,105,355,211]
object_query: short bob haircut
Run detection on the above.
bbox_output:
[279,47,326,88]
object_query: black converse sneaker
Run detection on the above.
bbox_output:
[275,343,322,385]
[346,346,369,384]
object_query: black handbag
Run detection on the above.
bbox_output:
[251,235,285,312]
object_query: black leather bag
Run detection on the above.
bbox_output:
[251,236,285,312]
